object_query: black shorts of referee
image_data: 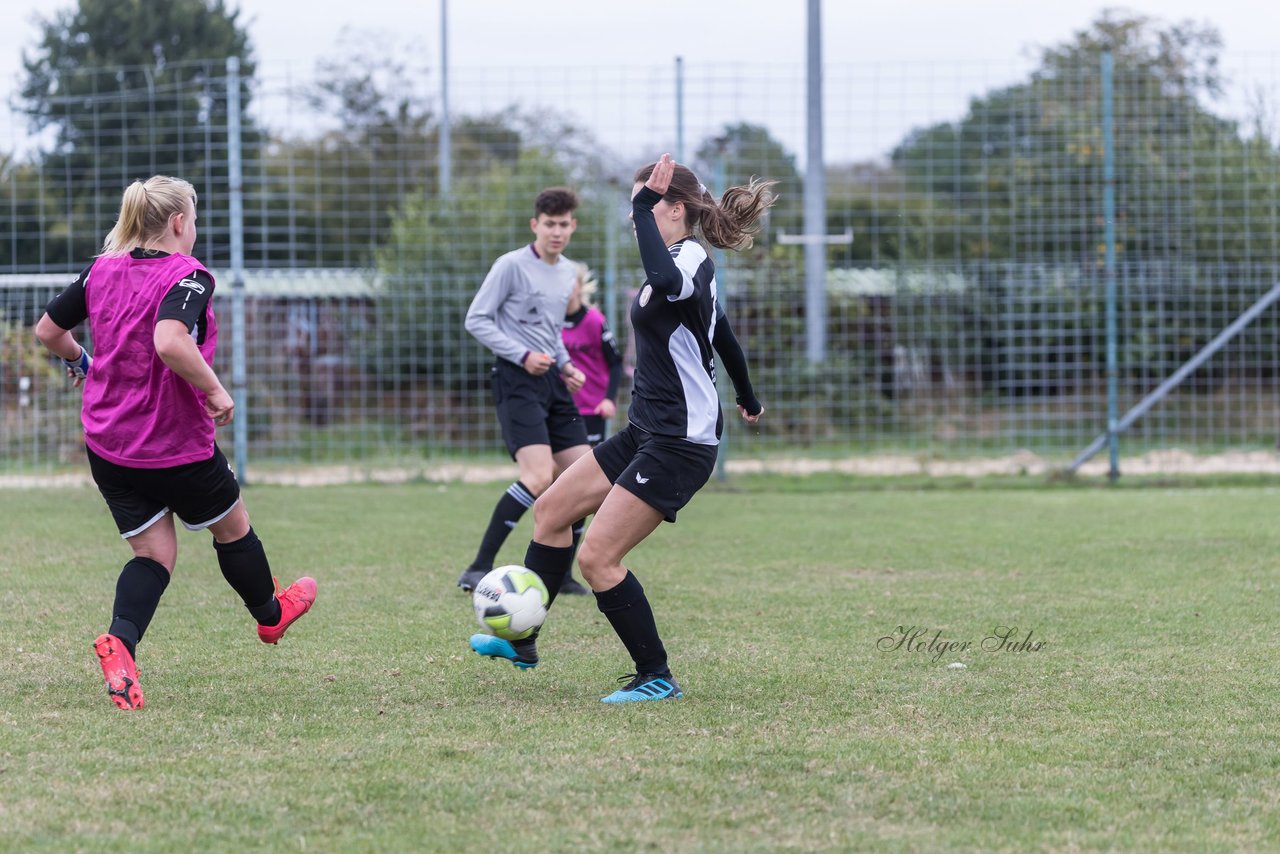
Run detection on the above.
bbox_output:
[87,443,241,538]
[592,422,718,523]
[490,359,589,459]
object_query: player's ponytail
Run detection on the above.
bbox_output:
[701,178,778,251]
[100,176,198,256]
[633,161,777,252]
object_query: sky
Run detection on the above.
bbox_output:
[2,0,1277,163]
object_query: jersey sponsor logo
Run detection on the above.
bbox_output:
[177,277,206,295]
[639,285,652,307]
[634,472,650,484]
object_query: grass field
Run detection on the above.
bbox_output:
[3,476,1279,851]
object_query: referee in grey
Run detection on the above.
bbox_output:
[457,187,592,595]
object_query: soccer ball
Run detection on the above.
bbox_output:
[472,565,549,641]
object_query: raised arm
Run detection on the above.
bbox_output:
[631,186,685,296]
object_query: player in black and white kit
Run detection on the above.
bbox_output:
[470,154,775,702]
[457,188,591,593]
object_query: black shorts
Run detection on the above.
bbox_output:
[490,360,589,458]
[582,414,608,447]
[87,444,241,539]
[592,423,718,523]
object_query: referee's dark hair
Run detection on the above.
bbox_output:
[534,187,579,217]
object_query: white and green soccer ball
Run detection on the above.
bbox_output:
[472,565,549,641]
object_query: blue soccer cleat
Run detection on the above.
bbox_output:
[600,672,684,704]
[469,633,538,669]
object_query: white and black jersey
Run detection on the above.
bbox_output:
[627,186,722,445]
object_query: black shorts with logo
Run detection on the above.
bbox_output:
[490,360,589,459]
[592,423,718,523]
[86,443,241,538]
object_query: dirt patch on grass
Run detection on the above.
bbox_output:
[5,448,1279,489]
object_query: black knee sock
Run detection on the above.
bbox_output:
[523,540,574,607]
[471,482,535,570]
[594,571,669,675]
[213,527,281,626]
[108,556,170,660]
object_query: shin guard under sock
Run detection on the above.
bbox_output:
[108,556,171,659]
[213,527,281,626]
[594,570,669,675]
[523,540,574,607]
[471,482,535,570]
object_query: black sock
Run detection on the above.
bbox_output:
[594,571,669,675]
[108,556,170,660]
[471,482,535,570]
[523,540,574,607]
[213,527,281,626]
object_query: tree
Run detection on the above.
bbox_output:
[825,160,963,265]
[882,11,1280,398]
[694,122,802,251]
[16,0,257,267]
[374,121,617,395]
[887,11,1280,267]
[248,32,435,267]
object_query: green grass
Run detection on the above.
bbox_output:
[3,479,1279,851]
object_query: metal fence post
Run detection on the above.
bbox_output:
[1102,51,1119,481]
[675,55,684,163]
[226,57,248,483]
[439,0,451,198]
[804,0,827,364]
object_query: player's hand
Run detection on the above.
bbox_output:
[62,347,91,388]
[594,398,616,419]
[562,363,586,393]
[737,399,764,424]
[523,351,553,375]
[205,387,235,427]
[646,153,675,196]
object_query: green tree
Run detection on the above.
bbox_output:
[694,122,802,250]
[250,33,435,267]
[374,129,615,395]
[825,161,963,265]
[881,11,1280,399]
[0,152,62,271]
[888,11,1280,267]
[15,0,256,268]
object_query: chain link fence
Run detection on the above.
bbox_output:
[4,50,1280,476]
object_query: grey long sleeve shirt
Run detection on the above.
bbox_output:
[464,244,576,369]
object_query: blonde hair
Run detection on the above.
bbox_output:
[100,176,198,256]
[573,262,598,307]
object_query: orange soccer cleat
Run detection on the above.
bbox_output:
[93,633,144,710]
[256,576,317,644]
